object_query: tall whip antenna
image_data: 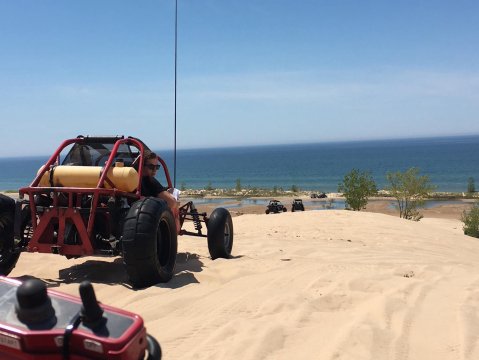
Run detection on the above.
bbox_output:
[173,0,178,187]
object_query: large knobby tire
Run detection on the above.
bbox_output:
[122,197,177,288]
[0,194,20,275]
[207,208,233,260]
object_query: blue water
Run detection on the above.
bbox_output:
[1,135,478,193]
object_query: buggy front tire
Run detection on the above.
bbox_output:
[207,208,233,260]
[0,194,20,275]
[122,197,177,288]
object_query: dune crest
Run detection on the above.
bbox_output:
[9,211,479,359]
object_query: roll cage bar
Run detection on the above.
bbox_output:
[15,135,175,256]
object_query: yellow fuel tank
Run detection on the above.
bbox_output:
[37,165,139,192]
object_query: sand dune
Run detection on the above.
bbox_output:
[8,210,479,359]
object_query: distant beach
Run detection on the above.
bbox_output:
[2,134,478,222]
[3,189,476,221]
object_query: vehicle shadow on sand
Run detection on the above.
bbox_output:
[162,252,204,289]
[14,253,206,290]
[56,258,130,286]
[13,258,129,289]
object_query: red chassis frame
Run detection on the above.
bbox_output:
[16,136,206,258]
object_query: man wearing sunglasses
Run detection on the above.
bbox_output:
[141,150,181,232]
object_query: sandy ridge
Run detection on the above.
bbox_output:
[6,210,479,359]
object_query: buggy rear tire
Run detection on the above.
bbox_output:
[207,208,233,259]
[122,197,177,288]
[0,194,20,275]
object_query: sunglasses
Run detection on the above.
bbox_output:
[145,164,161,170]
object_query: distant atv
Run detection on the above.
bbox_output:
[291,199,305,212]
[310,192,327,199]
[265,200,287,214]
[0,135,233,288]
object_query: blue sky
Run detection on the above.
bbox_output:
[0,0,478,157]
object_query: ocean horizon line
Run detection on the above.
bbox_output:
[1,134,477,193]
[1,133,478,160]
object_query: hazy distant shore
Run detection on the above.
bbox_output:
[3,187,478,200]
[3,189,477,221]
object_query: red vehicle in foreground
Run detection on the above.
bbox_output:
[0,135,233,288]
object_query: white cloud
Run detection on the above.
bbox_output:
[179,68,479,103]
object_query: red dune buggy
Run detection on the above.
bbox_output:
[0,135,233,288]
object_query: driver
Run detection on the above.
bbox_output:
[141,150,181,232]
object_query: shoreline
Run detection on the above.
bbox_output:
[2,190,477,221]
[188,195,476,220]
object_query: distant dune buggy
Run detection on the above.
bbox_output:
[310,192,327,199]
[0,135,233,288]
[265,200,287,214]
[291,199,305,212]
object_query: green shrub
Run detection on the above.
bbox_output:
[462,203,479,238]
[386,167,436,221]
[338,169,377,211]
